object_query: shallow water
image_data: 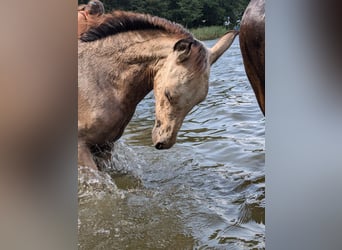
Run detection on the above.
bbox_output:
[78,37,265,249]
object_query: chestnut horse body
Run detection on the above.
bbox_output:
[78,11,238,169]
[239,0,265,115]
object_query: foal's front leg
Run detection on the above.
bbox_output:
[78,140,98,170]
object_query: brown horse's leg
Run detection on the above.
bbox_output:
[240,0,265,115]
[78,140,98,170]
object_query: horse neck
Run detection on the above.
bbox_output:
[112,33,180,104]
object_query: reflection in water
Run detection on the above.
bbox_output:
[78,38,265,249]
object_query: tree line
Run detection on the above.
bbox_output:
[78,0,250,28]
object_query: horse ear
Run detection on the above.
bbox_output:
[173,38,193,63]
[209,31,239,65]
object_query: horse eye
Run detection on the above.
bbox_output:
[165,90,172,102]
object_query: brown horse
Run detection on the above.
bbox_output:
[78,11,238,170]
[239,0,265,115]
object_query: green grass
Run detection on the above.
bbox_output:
[190,25,228,41]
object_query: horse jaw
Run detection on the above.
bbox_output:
[209,30,239,65]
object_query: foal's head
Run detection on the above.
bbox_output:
[152,38,210,149]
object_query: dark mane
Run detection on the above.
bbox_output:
[80,10,192,42]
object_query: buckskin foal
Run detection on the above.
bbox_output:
[78,11,238,170]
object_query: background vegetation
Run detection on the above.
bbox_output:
[78,0,249,29]
[190,25,227,40]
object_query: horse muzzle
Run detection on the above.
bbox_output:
[152,126,176,150]
[154,141,169,150]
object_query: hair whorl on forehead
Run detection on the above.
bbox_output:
[85,0,104,15]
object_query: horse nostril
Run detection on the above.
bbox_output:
[155,142,164,149]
